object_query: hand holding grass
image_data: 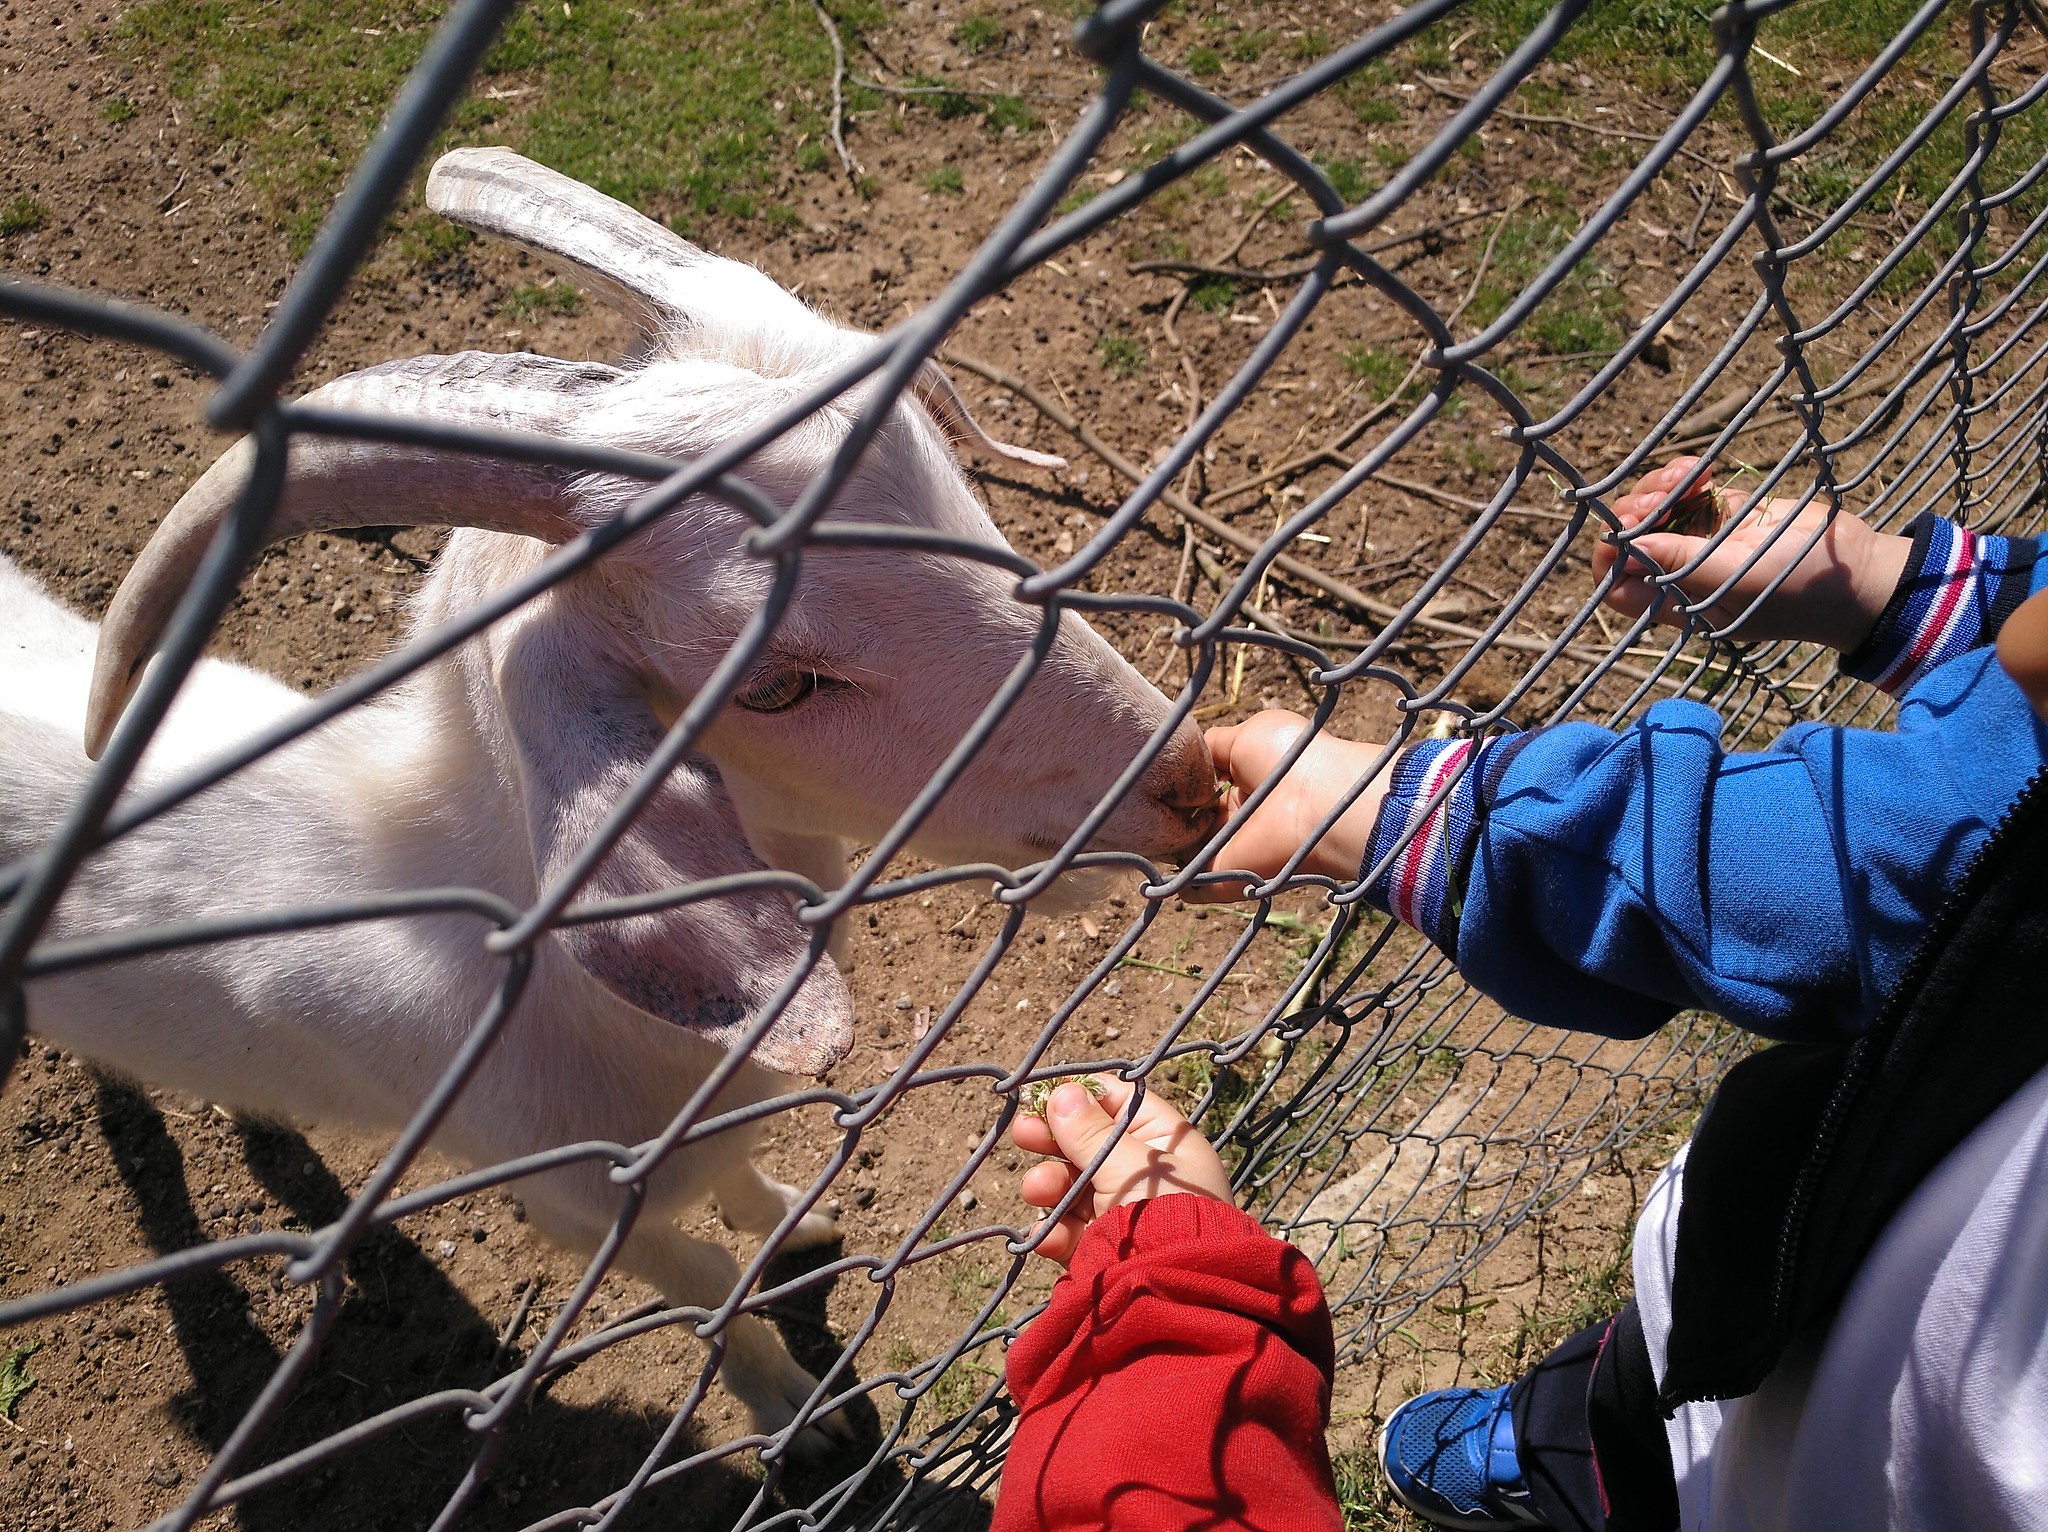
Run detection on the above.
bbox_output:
[1595,456,1911,652]
[1012,1075,1233,1267]
[1185,711,1391,900]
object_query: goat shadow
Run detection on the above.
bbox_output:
[92,1076,938,1531]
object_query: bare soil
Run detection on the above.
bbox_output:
[0,1,2003,1528]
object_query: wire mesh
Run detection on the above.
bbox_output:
[4,0,2047,1526]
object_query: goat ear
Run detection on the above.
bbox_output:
[427,147,834,358]
[498,598,853,1077]
[913,361,1067,472]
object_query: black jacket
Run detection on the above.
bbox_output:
[1660,765,2048,1409]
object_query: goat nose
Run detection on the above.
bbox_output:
[1148,724,1220,814]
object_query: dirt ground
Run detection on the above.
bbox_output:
[0,1,2025,1528]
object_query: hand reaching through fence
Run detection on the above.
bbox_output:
[1195,712,1391,897]
[997,1079,1342,1532]
[1594,456,1913,651]
[1012,1075,1234,1268]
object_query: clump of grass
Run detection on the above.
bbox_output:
[1294,27,1332,60]
[1317,156,1376,204]
[0,195,47,236]
[1351,93,1400,126]
[398,219,472,268]
[922,164,965,195]
[1097,331,1146,377]
[1190,275,1236,312]
[1186,44,1224,77]
[1056,184,1098,215]
[1341,343,1423,401]
[954,12,1004,54]
[983,93,1037,135]
[1463,210,1629,355]
[504,281,582,320]
[118,0,883,258]
[1331,1447,1408,1531]
[100,95,138,124]
[0,1342,38,1421]
[907,75,1035,135]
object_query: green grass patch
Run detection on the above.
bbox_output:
[1342,343,1424,401]
[0,1342,38,1421]
[116,0,881,258]
[1097,331,1146,377]
[100,95,138,125]
[953,12,1003,53]
[1186,44,1224,78]
[1190,274,1237,312]
[0,195,47,236]
[982,93,1037,134]
[1318,156,1377,204]
[922,164,965,195]
[1463,210,1629,354]
[503,280,582,319]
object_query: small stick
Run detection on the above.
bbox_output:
[1418,75,1722,171]
[1217,184,1298,267]
[1127,205,1507,286]
[811,0,863,184]
[939,351,1680,689]
[488,1278,543,1373]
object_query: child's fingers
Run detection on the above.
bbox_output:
[1019,1159,1078,1209]
[1043,1081,1125,1170]
[1204,711,1310,792]
[1628,455,1703,498]
[1027,1212,1087,1267]
[1011,1112,1058,1157]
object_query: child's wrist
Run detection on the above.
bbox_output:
[1838,529,1915,653]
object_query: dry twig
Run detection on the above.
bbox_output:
[811,0,863,183]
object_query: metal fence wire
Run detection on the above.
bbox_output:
[5,0,2048,1525]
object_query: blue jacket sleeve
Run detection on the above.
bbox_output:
[1365,650,2048,1044]
[1837,513,2043,693]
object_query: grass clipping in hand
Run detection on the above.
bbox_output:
[1019,1075,1110,1118]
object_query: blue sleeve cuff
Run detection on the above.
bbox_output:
[1840,514,2039,694]
[1362,733,1526,953]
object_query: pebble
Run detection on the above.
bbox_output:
[436,1239,458,1259]
[959,1190,977,1211]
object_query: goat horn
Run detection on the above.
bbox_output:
[83,351,624,760]
[426,147,825,353]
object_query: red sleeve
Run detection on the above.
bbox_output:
[991,1194,1342,1532]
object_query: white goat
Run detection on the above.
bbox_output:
[0,149,1216,1452]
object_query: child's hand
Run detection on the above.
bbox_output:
[1012,1075,1233,1266]
[1595,457,1910,652]
[1190,710,1389,898]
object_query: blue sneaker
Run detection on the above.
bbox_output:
[1376,1385,1549,1529]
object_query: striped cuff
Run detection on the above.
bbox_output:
[1841,514,2039,694]
[1361,736,1507,953]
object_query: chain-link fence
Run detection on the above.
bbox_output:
[4,0,2047,1526]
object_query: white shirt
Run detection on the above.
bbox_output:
[1633,1061,2048,1531]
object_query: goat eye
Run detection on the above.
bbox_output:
[733,669,821,713]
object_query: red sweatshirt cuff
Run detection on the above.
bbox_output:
[995,1195,1340,1532]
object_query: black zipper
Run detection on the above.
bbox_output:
[1766,761,2048,1335]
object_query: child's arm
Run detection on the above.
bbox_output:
[1206,649,2048,1042]
[1598,457,2045,693]
[992,1079,1342,1532]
